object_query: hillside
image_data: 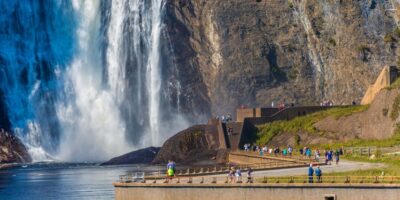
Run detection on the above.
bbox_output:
[257,88,400,147]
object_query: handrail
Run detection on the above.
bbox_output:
[117,175,400,185]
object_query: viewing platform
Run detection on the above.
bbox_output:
[114,175,400,200]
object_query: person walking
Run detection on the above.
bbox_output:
[228,167,235,183]
[167,166,174,183]
[308,164,314,183]
[315,166,322,183]
[327,151,333,165]
[235,168,242,183]
[246,167,253,183]
[335,149,340,165]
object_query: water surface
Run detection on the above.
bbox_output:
[0,163,156,200]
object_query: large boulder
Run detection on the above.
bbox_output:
[152,125,227,164]
[101,147,161,165]
[0,129,31,163]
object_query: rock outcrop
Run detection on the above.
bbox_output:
[101,147,160,165]
[165,0,400,116]
[153,124,227,164]
[0,129,31,163]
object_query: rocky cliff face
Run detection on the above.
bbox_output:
[0,129,31,163]
[165,0,400,116]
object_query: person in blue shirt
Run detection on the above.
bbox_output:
[327,151,333,165]
[167,160,176,173]
[315,166,322,183]
[306,148,312,159]
[308,164,314,183]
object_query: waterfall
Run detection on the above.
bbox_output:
[0,0,189,162]
[0,0,76,161]
[55,0,131,161]
[147,0,163,146]
[57,0,188,161]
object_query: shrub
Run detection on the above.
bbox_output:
[390,95,400,120]
[395,27,400,38]
[288,68,299,80]
[328,37,336,46]
[357,45,370,53]
[288,2,294,9]
[382,108,389,117]
[295,134,301,145]
[384,34,395,43]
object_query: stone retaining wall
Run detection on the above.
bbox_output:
[114,183,400,200]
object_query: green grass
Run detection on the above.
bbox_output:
[256,106,369,145]
[386,79,400,90]
[321,153,400,176]
[312,133,400,150]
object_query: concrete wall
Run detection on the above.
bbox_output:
[114,183,400,200]
[228,152,295,165]
[237,108,261,122]
[237,108,280,122]
[245,106,332,126]
[207,119,227,149]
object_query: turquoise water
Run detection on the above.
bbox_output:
[0,163,155,200]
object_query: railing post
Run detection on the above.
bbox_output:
[262,176,267,183]
[212,177,217,184]
[374,176,379,184]
[346,176,350,183]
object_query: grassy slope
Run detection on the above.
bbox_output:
[256,105,369,146]
[255,104,400,176]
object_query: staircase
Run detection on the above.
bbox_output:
[223,122,244,151]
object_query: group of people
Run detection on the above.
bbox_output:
[244,144,344,164]
[299,147,343,165]
[320,100,334,107]
[308,164,323,183]
[271,101,295,110]
[244,144,294,157]
[216,114,232,123]
[228,167,253,183]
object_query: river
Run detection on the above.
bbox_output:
[0,163,156,200]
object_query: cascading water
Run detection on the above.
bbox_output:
[56,0,131,161]
[0,0,190,162]
[0,0,76,161]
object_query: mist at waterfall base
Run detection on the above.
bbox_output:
[0,0,196,162]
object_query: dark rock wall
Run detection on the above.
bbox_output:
[166,0,400,116]
[0,129,31,163]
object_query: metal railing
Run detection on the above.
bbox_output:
[118,174,400,185]
[144,161,309,179]
[344,146,400,156]
[119,172,145,183]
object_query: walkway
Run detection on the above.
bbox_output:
[250,160,384,177]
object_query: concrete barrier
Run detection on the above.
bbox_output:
[114,183,400,200]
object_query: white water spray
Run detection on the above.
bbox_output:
[57,0,130,161]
